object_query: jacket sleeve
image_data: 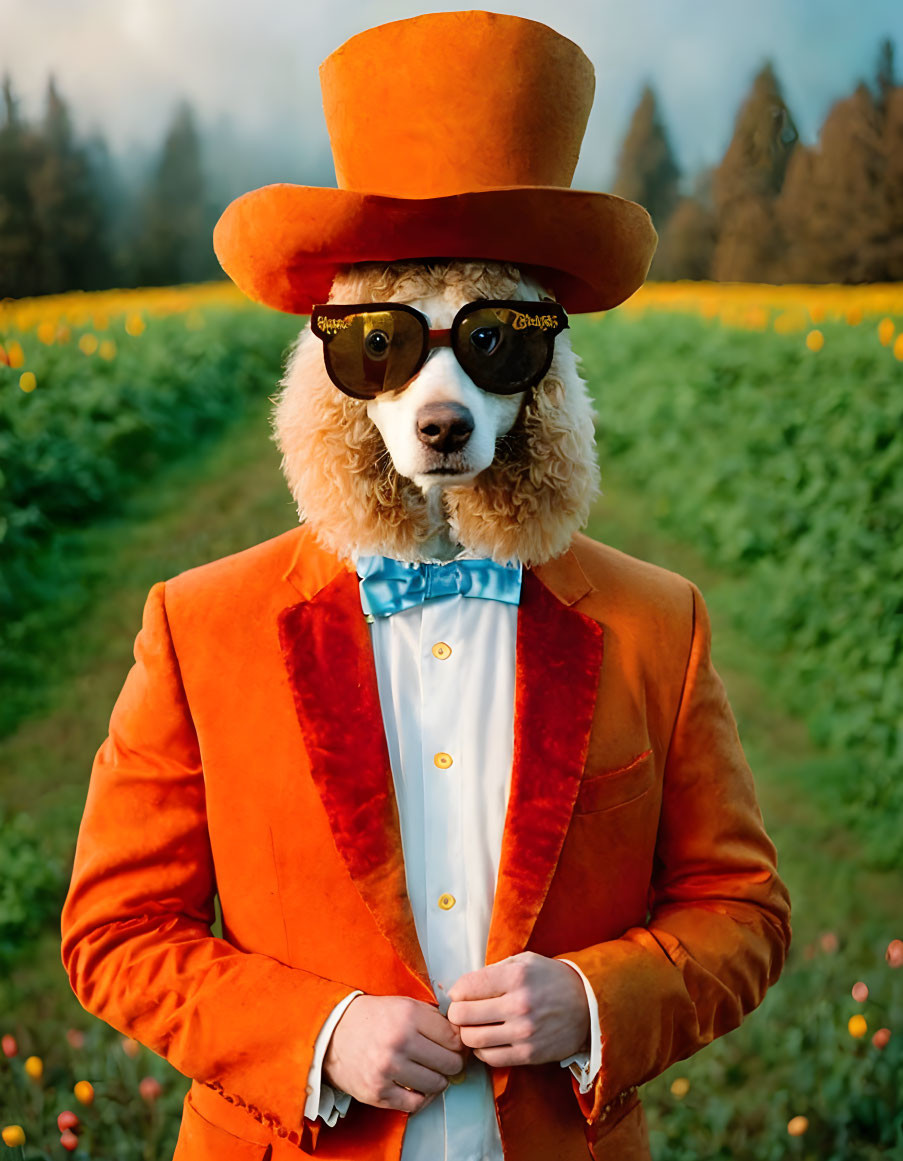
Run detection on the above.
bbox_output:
[60,581,356,1138]
[556,582,791,1126]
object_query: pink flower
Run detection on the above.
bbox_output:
[886,940,903,968]
[60,1129,79,1152]
[851,981,869,1003]
[57,1111,79,1133]
[872,1028,892,1050]
[139,1076,163,1103]
[65,1029,85,1050]
[1,1035,18,1058]
[819,932,839,954]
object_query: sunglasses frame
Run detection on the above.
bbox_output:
[310,298,569,400]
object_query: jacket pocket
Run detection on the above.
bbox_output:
[575,749,655,815]
[173,1092,273,1161]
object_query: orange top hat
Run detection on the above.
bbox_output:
[213,11,658,315]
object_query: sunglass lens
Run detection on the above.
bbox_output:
[454,305,560,394]
[320,309,426,398]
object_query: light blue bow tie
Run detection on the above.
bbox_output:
[356,555,523,618]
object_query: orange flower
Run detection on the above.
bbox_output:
[74,1080,95,1105]
[1,1126,26,1147]
[848,1014,867,1039]
[24,1055,43,1080]
[851,981,869,1003]
[878,317,895,346]
[806,329,824,352]
[787,1116,809,1137]
[125,313,146,337]
[5,340,24,368]
[894,334,903,361]
[872,1028,892,1050]
[669,1077,690,1098]
[121,1037,141,1058]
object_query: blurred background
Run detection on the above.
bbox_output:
[1,2,901,1159]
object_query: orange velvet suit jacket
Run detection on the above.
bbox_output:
[60,526,791,1161]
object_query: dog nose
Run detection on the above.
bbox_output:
[416,403,475,453]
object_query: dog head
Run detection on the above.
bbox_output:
[274,259,599,564]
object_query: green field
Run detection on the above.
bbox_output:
[1,289,901,1159]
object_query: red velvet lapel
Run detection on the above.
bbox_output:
[485,562,604,965]
[277,567,433,1000]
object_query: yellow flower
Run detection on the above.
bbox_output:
[6,340,24,368]
[806,329,824,352]
[78,333,98,356]
[99,339,117,361]
[1,1125,25,1147]
[845,306,863,325]
[878,317,895,346]
[37,320,56,345]
[894,334,903,362]
[848,1014,867,1039]
[19,371,37,393]
[125,313,146,337]
[24,1055,43,1080]
[669,1077,690,1098]
[74,1080,95,1105]
[787,1115,809,1137]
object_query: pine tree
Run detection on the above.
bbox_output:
[883,84,903,279]
[653,169,717,280]
[778,83,886,282]
[711,62,798,281]
[28,77,113,293]
[0,76,42,298]
[134,101,216,286]
[612,84,681,234]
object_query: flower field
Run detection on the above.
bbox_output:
[0,284,301,735]
[574,282,903,868]
[1,279,901,1159]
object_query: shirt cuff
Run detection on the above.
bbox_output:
[557,958,602,1094]
[303,990,363,1124]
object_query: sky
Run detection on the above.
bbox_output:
[2,0,900,196]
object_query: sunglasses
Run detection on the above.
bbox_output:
[310,299,569,400]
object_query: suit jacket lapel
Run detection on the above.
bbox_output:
[485,551,604,965]
[277,562,432,999]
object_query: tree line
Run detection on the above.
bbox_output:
[617,38,902,282]
[0,78,219,299]
[1,38,900,299]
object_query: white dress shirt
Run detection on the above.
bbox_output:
[303,565,601,1159]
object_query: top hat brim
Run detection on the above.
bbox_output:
[213,184,658,315]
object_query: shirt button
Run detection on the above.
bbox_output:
[434,752,453,769]
[432,641,452,660]
[438,893,456,910]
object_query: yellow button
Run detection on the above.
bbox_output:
[438,893,456,910]
[447,1069,467,1085]
[434,752,453,769]
[432,641,452,660]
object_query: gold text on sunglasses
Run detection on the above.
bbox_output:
[317,316,354,334]
[510,311,559,331]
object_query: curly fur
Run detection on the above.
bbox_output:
[272,260,600,566]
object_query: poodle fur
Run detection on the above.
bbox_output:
[272,260,600,566]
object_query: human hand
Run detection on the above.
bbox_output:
[323,994,466,1114]
[446,951,590,1067]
